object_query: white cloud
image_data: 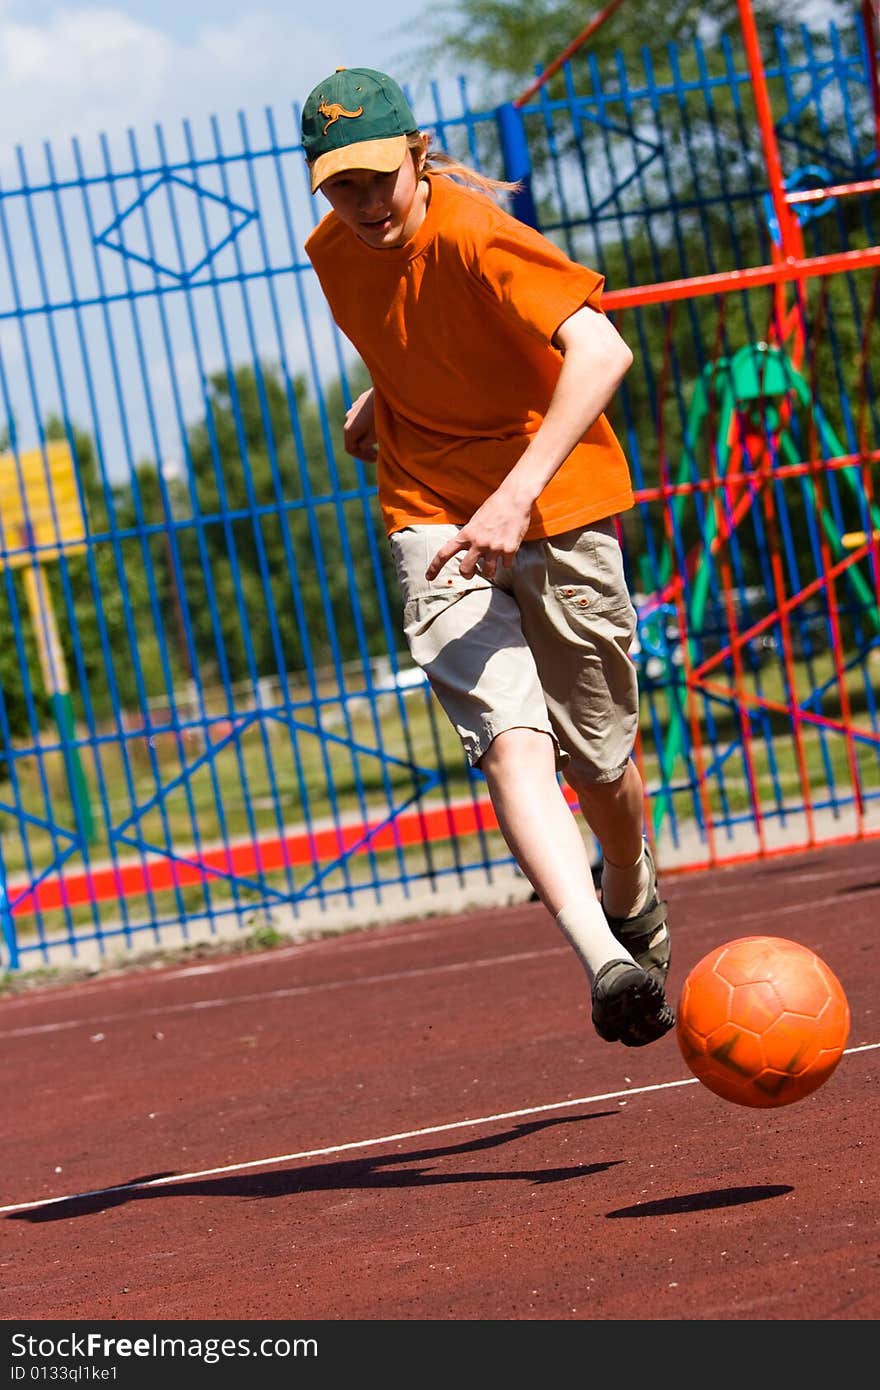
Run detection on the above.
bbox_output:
[0,7,345,165]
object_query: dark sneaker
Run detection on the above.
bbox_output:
[603,843,670,988]
[591,959,675,1047]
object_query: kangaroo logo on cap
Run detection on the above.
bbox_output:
[317,98,365,135]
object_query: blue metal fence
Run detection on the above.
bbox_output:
[1,17,877,970]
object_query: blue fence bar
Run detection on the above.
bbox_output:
[495,102,539,226]
[0,17,878,971]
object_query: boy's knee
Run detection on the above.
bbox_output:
[480,726,554,774]
[565,764,627,804]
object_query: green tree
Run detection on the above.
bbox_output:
[179,358,397,686]
[52,419,167,721]
[402,1,852,96]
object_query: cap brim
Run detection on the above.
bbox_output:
[310,134,410,193]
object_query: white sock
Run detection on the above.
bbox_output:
[601,844,652,920]
[555,897,636,986]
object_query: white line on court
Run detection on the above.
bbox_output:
[0,883,863,1038]
[2,1042,877,1217]
[0,947,560,1039]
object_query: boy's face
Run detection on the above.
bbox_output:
[318,152,427,249]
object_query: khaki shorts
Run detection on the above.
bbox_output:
[389,519,639,784]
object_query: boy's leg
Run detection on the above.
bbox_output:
[479,727,673,1047]
[565,758,645,872]
[509,521,672,993]
[389,525,672,1046]
[479,726,600,917]
[566,760,671,988]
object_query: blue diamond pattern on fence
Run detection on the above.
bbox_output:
[94,172,258,283]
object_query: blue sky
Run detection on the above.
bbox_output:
[0,1,845,161]
[0,0,448,476]
[0,0,438,159]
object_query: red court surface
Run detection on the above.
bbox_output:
[1,838,877,1323]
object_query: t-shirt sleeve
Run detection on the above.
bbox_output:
[475,216,606,344]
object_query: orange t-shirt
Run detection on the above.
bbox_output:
[305,174,634,540]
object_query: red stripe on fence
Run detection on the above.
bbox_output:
[6,794,526,917]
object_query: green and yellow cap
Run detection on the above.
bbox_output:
[300,67,419,193]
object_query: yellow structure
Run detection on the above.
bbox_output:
[0,440,87,571]
[0,438,94,841]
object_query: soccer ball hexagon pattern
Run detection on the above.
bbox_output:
[676,935,851,1108]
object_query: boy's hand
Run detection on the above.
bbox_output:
[425,491,533,582]
[344,388,378,462]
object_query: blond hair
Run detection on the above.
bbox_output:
[407,132,521,198]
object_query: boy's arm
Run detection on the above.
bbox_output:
[343,387,378,463]
[425,305,633,581]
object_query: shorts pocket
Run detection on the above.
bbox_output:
[545,523,636,646]
[403,572,494,636]
[553,582,602,616]
[391,526,492,633]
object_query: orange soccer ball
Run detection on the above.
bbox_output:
[676,935,850,1108]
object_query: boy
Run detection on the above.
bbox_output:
[301,66,673,1046]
